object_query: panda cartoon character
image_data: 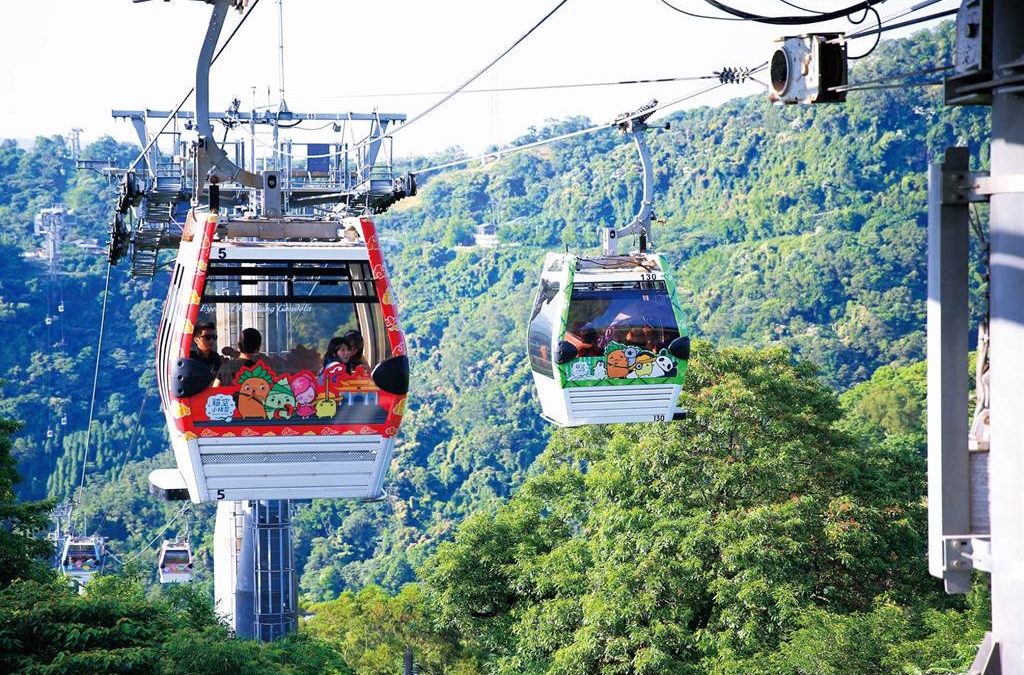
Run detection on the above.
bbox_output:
[650,353,678,378]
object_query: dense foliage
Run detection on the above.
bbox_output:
[0,576,346,674]
[417,342,985,674]
[0,412,52,587]
[0,22,996,673]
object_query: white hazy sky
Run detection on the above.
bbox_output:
[0,0,956,159]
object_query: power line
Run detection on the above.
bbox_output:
[392,0,572,137]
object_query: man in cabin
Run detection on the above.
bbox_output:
[190,322,223,377]
[213,327,264,387]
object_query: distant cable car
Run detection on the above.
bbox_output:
[529,253,690,426]
[152,210,409,503]
[46,428,54,439]
[60,413,67,426]
[58,301,65,313]
[528,100,690,427]
[44,316,52,326]
[157,540,194,583]
[60,535,104,586]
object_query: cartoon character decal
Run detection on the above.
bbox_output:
[237,365,274,418]
[291,373,317,419]
[559,341,686,387]
[264,377,297,420]
[181,358,398,429]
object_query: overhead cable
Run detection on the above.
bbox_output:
[74,260,113,533]
[392,0,572,137]
[838,7,959,43]
[120,504,190,566]
[828,63,953,92]
[845,0,951,40]
[658,0,744,20]
[847,6,882,59]
[291,74,721,101]
[412,66,763,176]
[699,0,886,24]
[125,0,262,175]
[775,0,825,14]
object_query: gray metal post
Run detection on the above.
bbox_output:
[214,500,256,637]
[988,0,1024,667]
[252,500,297,641]
[927,147,971,595]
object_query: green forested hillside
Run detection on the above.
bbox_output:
[0,23,992,670]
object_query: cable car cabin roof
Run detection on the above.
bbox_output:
[544,253,669,283]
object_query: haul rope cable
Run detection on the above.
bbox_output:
[290,74,722,101]
[243,70,742,163]
[119,504,191,566]
[73,260,113,534]
[697,0,887,24]
[125,0,262,175]
[660,0,885,23]
[829,63,953,92]
[299,0,578,162]
[116,390,152,481]
[412,65,765,176]
[391,0,572,138]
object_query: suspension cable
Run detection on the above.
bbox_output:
[119,504,191,566]
[117,390,152,481]
[392,0,572,137]
[125,0,262,175]
[411,66,762,176]
[291,73,720,101]
[74,260,113,534]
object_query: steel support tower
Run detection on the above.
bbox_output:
[930,1,1024,671]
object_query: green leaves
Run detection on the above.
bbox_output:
[421,341,977,673]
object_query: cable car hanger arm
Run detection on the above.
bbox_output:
[194,0,261,193]
[602,100,667,256]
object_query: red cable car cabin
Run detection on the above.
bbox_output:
[154,211,409,503]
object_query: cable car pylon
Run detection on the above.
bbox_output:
[528,100,691,427]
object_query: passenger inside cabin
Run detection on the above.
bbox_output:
[320,331,368,377]
[563,322,603,357]
[213,327,264,386]
[190,322,223,377]
[341,330,368,373]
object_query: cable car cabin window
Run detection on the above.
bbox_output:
[64,545,97,567]
[528,280,561,378]
[185,260,391,427]
[565,281,679,356]
[161,550,190,566]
